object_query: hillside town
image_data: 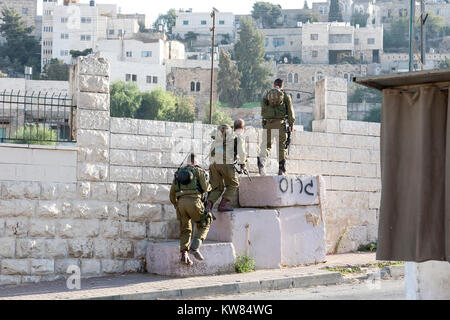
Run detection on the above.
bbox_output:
[0,0,449,303]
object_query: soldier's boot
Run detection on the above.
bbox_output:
[180,250,193,266]
[205,200,214,213]
[257,156,266,176]
[189,239,204,261]
[218,197,234,212]
[278,160,287,176]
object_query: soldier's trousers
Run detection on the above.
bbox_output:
[177,196,210,252]
[207,163,239,203]
[259,119,287,163]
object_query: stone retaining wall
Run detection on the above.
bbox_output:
[0,56,381,284]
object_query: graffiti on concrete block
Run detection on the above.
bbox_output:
[279,176,317,198]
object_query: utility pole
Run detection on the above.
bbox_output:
[209,9,216,125]
[420,0,428,68]
[408,0,415,71]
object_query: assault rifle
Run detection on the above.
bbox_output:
[285,121,292,155]
[234,161,252,182]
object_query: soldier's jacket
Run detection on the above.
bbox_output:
[169,165,210,209]
[261,88,296,127]
[209,125,247,166]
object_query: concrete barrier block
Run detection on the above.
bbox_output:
[239,175,319,208]
[146,241,236,276]
[207,208,282,269]
[279,206,326,266]
[312,119,340,133]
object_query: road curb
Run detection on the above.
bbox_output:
[86,272,343,300]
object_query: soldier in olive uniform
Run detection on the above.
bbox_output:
[169,153,212,265]
[258,78,295,176]
[206,119,248,212]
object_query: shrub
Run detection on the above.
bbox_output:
[235,255,256,273]
[10,125,57,145]
[358,241,377,252]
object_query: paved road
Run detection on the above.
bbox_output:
[197,279,405,300]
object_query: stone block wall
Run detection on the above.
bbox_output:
[0,55,380,284]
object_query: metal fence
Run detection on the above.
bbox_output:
[0,90,76,144]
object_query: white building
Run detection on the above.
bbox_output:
[41,0,139,70]
[172,10,235,48]
[97,38,185,92]
[302,22,383,64]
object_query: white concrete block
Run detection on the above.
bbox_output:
[78,148,109,163]
[79,75,109,93]
[146,241,236,276]
[78,56,110,77]
[111,134,147,151]
[279,206,326,266]
[110,149,137,166]
[0,238,15,258]
[117,183,141,202]
[129,203,162,222]
[207,209,282,269]
[406,261,450,300]
[31,259,54,275]
[90,182,118,202]
[138,120,166,136]
[77,110,110,131]
[110,118,138,134]
[78,163,108,182]
[239,175,319,208]
[312,119,340,133]
[110,166,142,183]
[77,129,109,148]
[1,259,30,275]
[111,240,133,258]
[77,92,109,111]
[340,120,369,136]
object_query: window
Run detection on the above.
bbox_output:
[329,34,352,44]
[196,82,201,92]
[310,34,318,40]
[296,93,300,99]
[81,17,92,24]
[344,74,348,80]
[153,76,158,84]
[61,17,68,23]
[126,51,132,57]
[288,73,293,83]
[126,74,131,82]
[273,38,285,47]
[265,38,269,47]
[399,8,407,17]
[108,29,114,35]
[190,82,195,92]
[354,38,359,45]
[201,20,207,25]
[0,127,6,142]
[312,50,318,58]
[132,75,137,82]
[44,26,53,32]
[81,35,91,41]
[22,8,28,15]
[294,73,299,83]
[146,76,152,84]
[118,29,123,35]
[60,50,69,56]
[367,38,375,45]
[183,20,189,25]
[44,10,52,16]
[219,20,225,25]
[141,51,152,57]
[61,33,69,39]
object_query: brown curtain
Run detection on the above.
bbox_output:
[377,85,450,262]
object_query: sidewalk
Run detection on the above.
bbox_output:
[0,252,384,300]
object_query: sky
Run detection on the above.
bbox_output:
[38,0,320,24]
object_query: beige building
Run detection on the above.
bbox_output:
[166,67,218,120]
[262,27,302,61]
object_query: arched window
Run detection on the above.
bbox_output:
[289,93,293,99]
[288,73,293,83]
[196,82,201,92]
[190,82,195,91]
[344,74,348,81]
[296,93,300,99]
[294,73,299,83]
[316,71,323,81]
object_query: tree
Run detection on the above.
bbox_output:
[70,48,93,58]
[383,17,409,52]
[203,103,233,125]
[43,59,69,81]
[251,2,282,28]
[328,0,343,22]
[157,95,196,123]
[297,11,319,23]
[217,50,242,107]
[350,11,369,27]
[0,7,41,78]
[184,31,199,50]
[303,0,309,10]
[153,8,177,34]
[364,105,381,123]
[110,81,142,118]
[234,17,272,102]
[439,57,450,69]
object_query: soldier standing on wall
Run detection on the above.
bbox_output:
[205,119,248,212]
[169,153,213,266]
[257,78,295,176]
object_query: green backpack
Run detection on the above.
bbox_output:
[262,88,287,120]
[174,165,202,197]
